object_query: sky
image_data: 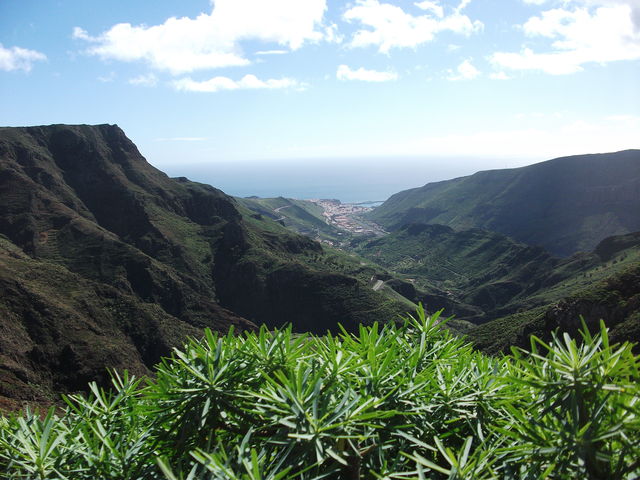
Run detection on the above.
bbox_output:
[1,0,639,197]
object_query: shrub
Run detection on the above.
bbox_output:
[1,308,638,479]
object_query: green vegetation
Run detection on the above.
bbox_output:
[367,150,640,256]
[2,124,638,469]
[146,203,218,280]
[351,224,640,334]
[0,124,413,405]
[471,263,640,354]
[238,197,346,244]
[351,223,554,316]
[1,307,639,479]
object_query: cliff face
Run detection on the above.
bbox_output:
[0,124,408,408]
[0,125,249,326]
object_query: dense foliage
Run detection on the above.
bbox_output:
[1,307,639,479]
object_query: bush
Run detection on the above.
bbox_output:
[1,308,638,479]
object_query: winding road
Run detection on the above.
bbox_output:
[273,205,291,222]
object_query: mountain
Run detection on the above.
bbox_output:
[367,150,640,256]
[470,260,640,354]
[237,196,344,243]
[351,224,640,334]
[0,124,410,408]
[0,234,205,410]
[351,223,555,321]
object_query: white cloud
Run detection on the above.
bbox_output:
[172,74,302,92]
[129,73,158,87]
[254,50,289,55]
[73,0,328,74]
[98,71,116,82]
[606,113,638,122]
[577,0,640,22]
[0,43,46,72]
[343,0,483,53]
[323,22,344,44]
[447,59,480,80]
[414,1,444,18]
[264,114,639,160]
[489,71,511,80]
[456,0,473,13]
[336,64,398,81]
[491,2,640,74]
[492,48,585,75]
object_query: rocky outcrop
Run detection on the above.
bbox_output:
[542,265,640,346]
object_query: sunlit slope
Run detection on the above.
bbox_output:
[469,261,640,354]
[368,150,640,256]
[353,224,640,326]
[238,196,344,242]
[0,124,411,405]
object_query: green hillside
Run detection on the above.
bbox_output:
[352,223,555,307]
[470,262,640,354]
[351,224,640,329]
[0,234,204,411]
[238,196,345,243]
[367,150,640,256]
[0,124,411,407]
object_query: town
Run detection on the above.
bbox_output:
[309,199,387,237]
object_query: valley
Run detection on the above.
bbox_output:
[0,124,638,479]
[239,196,387,247]
[309,199,387,238]
[1,126,637,411]
[239,152,640,354]
[4,0,639,474]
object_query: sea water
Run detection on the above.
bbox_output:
[158,156,518,204]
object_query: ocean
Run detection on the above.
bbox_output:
[159,156,519,204]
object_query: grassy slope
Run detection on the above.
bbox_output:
[0,235,203,411]
[216,204,414,332]
[352,223,554,295]
[470,262,640,354]
[351,224,640,333]
[367,150,640,256]
[238,196,346,243]
[0,124,413,407]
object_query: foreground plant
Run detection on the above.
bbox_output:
[0,307,638,479]
[498,321,640,479]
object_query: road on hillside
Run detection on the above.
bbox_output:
[273,205,292,222]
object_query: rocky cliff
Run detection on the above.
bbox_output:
[0,124,409,409]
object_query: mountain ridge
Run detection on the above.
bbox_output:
[367,150,640,256]
[0,124,411,409]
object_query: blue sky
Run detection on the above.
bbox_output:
[1,0,639,175]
